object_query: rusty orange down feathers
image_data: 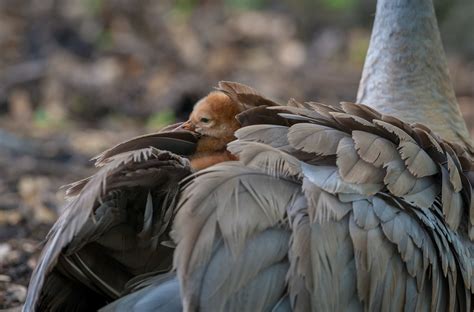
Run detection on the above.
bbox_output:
[182,91,244,170]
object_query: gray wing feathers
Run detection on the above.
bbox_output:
[288,192,361,311]
[100,273,182,312]
[173,163,301,311]
[227,101,473,311]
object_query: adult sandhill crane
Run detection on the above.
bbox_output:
[24,0,473,311]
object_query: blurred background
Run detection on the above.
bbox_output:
[1,0,473,308]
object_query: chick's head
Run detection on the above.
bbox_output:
[184,91,243,139]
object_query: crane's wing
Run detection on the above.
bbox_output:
[174,162,301,311]
[23,130,198,312]
[98,272,182,312]
[172,102,474,311]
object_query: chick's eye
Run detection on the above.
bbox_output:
[200,117,210,123]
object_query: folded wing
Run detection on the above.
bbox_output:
[24,130,198,311]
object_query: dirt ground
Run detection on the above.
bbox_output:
[1,1,473,309]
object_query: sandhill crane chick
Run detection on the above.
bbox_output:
[183,91,243,170]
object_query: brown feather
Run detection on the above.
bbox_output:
[340,102,382,121]
[236,106,293,127]
[93,131,198,166]
[217,81,279,108]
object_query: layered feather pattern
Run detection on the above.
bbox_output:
[172,89,474,311]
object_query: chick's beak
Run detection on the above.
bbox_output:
[181,120,195,131]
